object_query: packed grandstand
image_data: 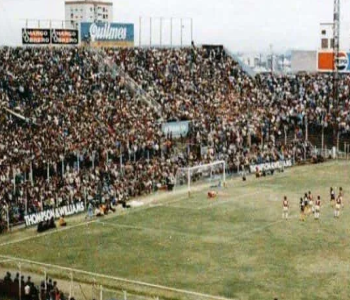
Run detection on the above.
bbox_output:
[0,45,349,232]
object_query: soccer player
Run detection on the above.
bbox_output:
[208,191,217,198]
[339,187,344,208]
[308,191,314,214]
[334,193,342,218]
[300,197,305,221]
[304,193,310,215]
[330,187,335,207]
[314,196,321,220]
[282,196,289,220]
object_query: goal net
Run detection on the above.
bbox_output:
[174,161,226,195]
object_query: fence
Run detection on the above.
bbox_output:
[0,256,231,300]
[0,258,159,300]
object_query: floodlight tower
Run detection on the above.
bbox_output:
[333,0,340,109]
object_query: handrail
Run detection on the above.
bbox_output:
[92,49,163,115]
[223,47,257,78]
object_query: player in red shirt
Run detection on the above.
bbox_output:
[208,191,217,199]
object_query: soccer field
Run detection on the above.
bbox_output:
[1,161,350,300]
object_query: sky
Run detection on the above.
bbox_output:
[1,0,350,53]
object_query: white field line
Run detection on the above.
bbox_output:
[0,254,236,300]
[158,194,191,206]
[197,191,264,210]
[162,205,199,210]
[96,221,231,243]
[0,220,97,248]
[236,219,284,239]
[97,214,291,246]
[235,215,298,241]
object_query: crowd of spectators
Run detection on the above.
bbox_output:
[0,45,348,229]
[1,271,67,300]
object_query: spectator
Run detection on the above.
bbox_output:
[24,281,31,300]
[3,271,12,283]
[58,215,67,227]
[14,272,19,284]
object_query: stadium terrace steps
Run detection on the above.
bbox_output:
[95,49,163,117]
[224,47,256,78]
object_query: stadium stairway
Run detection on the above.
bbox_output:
[93,49,163,120]
[224,47,257,78]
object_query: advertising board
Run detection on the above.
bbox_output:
[162,121,190,138]
[22,28,51,44]
[51,29,79,45]
[80,22,134,47]
[318,51,350,73]
[24,202,85,227]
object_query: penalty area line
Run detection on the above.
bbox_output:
[97,215,293,246]
[197,190,264,210]
[0,220,97,249]
[0,254,237,300]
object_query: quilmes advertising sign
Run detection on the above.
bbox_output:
[318,51,350,73]
[162,121,190,138]
[22,28,51,44]
[24,202,85,227]
[80,22,134,47]
[51,29,79,45]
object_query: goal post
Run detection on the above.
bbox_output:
[174,160,226,196]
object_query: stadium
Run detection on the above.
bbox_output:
[1,0,350,300]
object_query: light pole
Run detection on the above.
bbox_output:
[180,18,183,47]
[190,18,193,43]
[170,18,173,47]
[150,17,152,46]
[160,17,163,47]
[139,16,142,47]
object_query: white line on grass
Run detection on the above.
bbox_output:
[237,219,285,239]
[197,191,263,210]
[96,220,231,243]
[159,194,191,206]
[0,220,97,248]
[163,205,199,210]
[96,215,292,246]
[0,254,236,300]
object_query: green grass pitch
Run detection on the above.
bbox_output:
[1,161,350,300]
